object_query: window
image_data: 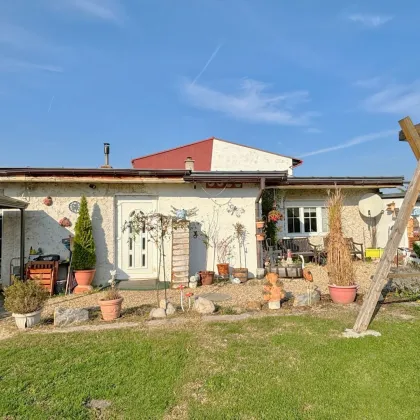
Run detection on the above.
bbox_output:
[285,204,328,235]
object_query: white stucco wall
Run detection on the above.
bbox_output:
[0,181,259,286]
[211,139,294,174]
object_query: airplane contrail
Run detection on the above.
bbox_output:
[191,43,223,86]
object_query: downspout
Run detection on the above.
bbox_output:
[19,209,25,281]
[255,178,266,269]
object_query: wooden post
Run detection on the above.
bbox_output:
[353,116,420,333]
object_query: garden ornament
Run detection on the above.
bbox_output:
[185,292,194,310]
[263,272,285,310]
[179,285,185,312]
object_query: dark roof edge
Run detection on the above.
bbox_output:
[0,168,190,178]
[0,195,29,209]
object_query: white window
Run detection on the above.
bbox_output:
[285,203,328,236]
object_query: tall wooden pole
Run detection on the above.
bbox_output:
[353,116,420,333]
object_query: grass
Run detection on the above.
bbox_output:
[0,310,419,419]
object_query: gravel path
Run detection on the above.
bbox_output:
[42,261,378,315]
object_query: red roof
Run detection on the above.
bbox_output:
[131,137,303,170]
[132,138,214,170]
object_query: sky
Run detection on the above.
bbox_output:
[0,0,419,180]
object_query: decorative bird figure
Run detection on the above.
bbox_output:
[299,255,314,305]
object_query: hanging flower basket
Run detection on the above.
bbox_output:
[268,209,283,223]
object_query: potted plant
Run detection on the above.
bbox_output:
[216,236,233,277]
[256,217,265,229]
[326,189,357,304]
[199,230,215,285]
[232,222,248,282]
[99,270,123,321]
[72,196,96,294]
[4,279,49,330]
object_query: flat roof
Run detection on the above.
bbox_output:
[0,194,29,209]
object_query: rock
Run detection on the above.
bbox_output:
[166,302,176,316]
[193,297,216,314]
[54,308,89,327]
[386,276,420,294]
[149,308,166,319]
[293,290,321,307]
[245,300,262,311]
[159,299,168,309]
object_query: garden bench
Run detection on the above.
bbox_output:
[266,237,319,266]
[322,237,365,261]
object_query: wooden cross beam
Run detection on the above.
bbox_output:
[353,116,420,333]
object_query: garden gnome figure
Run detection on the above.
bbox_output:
[263,272,286,310]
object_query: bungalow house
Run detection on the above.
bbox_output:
[0,137,403,287]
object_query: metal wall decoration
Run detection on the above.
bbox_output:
[69,201,80,213]
[206,182,242,189]
[227,202,245,217]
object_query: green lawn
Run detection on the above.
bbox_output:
[0,311,419,419]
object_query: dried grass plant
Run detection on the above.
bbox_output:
[326,189,355,286]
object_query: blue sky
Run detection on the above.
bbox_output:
[0,0,419,180]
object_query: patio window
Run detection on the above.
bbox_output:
[285,204,328,236]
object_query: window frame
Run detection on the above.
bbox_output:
[283,201,328,237]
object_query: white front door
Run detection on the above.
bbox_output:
[116,196,158,280]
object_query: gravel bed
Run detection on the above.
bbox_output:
[42,261,379,315]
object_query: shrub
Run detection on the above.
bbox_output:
[413,241,420,259]
[72,196,96,270]
[326,189,354,286]
[4,280,49,314]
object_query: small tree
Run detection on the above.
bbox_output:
[72,196,96,270]
[233,222,247,268]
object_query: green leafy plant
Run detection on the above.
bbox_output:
[326,189,354,286]
[4,280,48,314]
[72,196,96,270]
[413,241,420,259]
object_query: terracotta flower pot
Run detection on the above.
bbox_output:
[200,271,215,285]
[256,233,265,241]
[12,310,41,330]
[232,268,248,283]
[256,221,265,229]
[328,284,358,304]
[217,263,229,277]
[74,269,96,294]
[99,297,124,321]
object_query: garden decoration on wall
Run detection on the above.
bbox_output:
[59,217,72,227]
[263,272,285,309]
[232,222,248,282]
[43,196,53,206]
[69,200,80,214]
[123,210,189,305]
[227,202,245,218]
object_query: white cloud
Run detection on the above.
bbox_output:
[0,57,63,73]
[304,128,322,134]
[300,130,395,157]
[348,14,393,27]
[182,78,318,126]
[363,81,420,115]
[50,0,124,23]
[353,77,382,89]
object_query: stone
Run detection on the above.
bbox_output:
[193,297,216,314]
[159,299,168,309]
[166,302,176,316]
[200,293,231,302]
[245,300,262,311]
[268,301,281,310]
[342,328,381,338]
[387,276,420,294]
[54,308,89,327]
[149,308,166,319]
[293,290,321,307]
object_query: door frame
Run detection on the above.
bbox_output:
[114,194,159,280]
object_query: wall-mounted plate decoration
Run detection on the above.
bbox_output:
[69,201,80,214]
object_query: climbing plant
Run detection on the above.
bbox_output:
[262,189,278,247]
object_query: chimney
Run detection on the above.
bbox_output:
[100,143,112,168]
[184,156,195,171]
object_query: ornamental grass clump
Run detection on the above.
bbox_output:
[4,280,48,314]
[326,189,354,286]
[72,195,96,270]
